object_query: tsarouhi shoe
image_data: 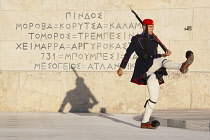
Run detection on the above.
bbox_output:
[180,51,194,74]
[140,122,158,129]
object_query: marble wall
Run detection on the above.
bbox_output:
[0,71,209,113]
[0,0,210,113]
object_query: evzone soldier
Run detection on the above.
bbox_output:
[117,19,194,129]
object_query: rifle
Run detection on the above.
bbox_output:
[129,7,168,52]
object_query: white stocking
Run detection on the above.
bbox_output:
[142,74,159,123]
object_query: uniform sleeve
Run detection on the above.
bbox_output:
[120,36,138,69]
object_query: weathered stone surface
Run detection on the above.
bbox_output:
[0,41,1,69]
[126,0,171,9]
[103,72,146,113]
[193,40,209,72]
[0,0,41,10]
[171,0,194,8]
[1,11,22,40]
[169,40,210,71]
[156,9,193,41]
[0,13,2,40]
[190,73,210,108]
[18,72,61,112]
[42,0,57,10]
[157,71,191,109]
[186,120,210,131]
[57,0,84,10]
[193,0,210,8]
[0,71,19,111]
[83,0,106,10]
[60,72,102,113]
[0,71,2,97]
[0,71,209,112]
[0,41,40,70]
[104,0,126,10]
[84,0,125,10]
[193,8,210,40]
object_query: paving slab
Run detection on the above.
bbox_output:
[150,109,210,131]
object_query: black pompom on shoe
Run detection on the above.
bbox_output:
[186,50,193,59]
[180,51,194,74]
[151,120,160,127]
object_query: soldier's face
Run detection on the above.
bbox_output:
[143,25,154,35]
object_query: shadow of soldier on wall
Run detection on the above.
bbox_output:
[58,69,98,113]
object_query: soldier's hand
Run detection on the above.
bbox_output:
[165,50,172,56]
[162,50,172,57]
[117,67,123,76]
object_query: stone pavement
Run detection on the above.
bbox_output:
[0,111,210,140]
[150,109,210,131]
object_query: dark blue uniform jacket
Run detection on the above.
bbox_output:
[120,32,167,85]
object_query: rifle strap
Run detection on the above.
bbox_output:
[145,24,150,56]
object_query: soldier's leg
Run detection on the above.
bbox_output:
[161,51,194,73]
[148,57,182,72]
[162,59,182,70]
[148,50,194,73]
[161,54,194,73]
[141,58,162,125]
[142,74,159,123]
[141,59,183,122]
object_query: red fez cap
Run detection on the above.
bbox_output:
[142,19,154,25]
